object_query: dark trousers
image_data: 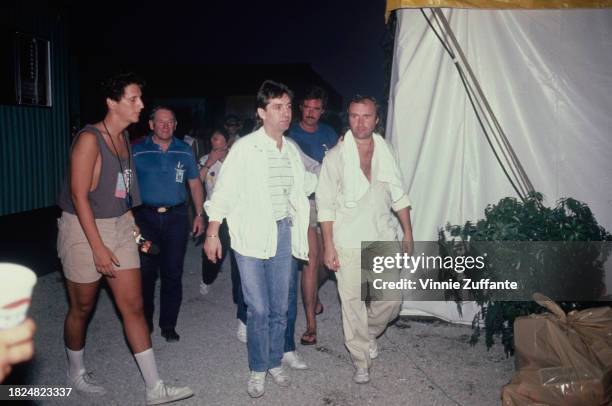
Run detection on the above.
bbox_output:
[200,219,246,323]
[284,257,298,353]
[135,204,189,330]
[201,219,233,285]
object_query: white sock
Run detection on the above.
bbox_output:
[66,347,86,378]
[134,348,161,390]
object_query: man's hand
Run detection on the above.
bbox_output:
[395,207,414,256]
[401,234,414,256]
[92,244,119,278]
[0,318,35,382]
[323,243,340,272]
[203,236,222,263]
[192,216,204,237]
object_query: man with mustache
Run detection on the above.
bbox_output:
[288,86,338,347]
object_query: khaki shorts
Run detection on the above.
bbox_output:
[57,211,140,283]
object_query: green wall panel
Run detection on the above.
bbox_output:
[0,4,73,215]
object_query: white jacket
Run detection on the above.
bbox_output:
[204,127,316,260]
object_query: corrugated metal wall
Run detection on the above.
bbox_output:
[0,4,72,216]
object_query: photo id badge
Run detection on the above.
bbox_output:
[115,172,127,198]
[175,162,185,183]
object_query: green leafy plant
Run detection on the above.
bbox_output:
[438,192,612,355]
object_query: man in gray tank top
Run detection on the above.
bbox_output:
[56,72,193,405]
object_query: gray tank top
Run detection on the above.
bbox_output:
[57,125,141,218]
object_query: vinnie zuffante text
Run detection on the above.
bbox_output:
[369,252,518,291]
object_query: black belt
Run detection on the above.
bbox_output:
[143,202,185,214]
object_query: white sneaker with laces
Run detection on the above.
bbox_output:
[369,337,379,360]
[247,371,266,398]
[236,320,247,343]
[199,281,210,296]
[268,366,291,387]
[68,370,107,395]
[282,351,308,370]
[353,367,370,384]
[146,380,194,405]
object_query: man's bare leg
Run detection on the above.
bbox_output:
[105,268,151,353]
[64,279,107,393]
[301,226,321,344]
[107,268,194,401]
[64,280,100,350]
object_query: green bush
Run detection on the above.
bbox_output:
[438,192,612,355]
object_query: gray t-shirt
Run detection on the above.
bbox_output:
[57,125,141,218]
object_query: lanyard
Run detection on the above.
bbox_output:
[103,121,133,208]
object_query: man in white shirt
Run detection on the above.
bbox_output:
[316,95,413,384]
[204,80,316,398]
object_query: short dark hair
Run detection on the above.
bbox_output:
[224,114,242,126]
[303,85,328,109]
[348,94,380,118]
[210,127,229,142]
[101,72,145,102]
[347,94,384,136]
[149,106,176,122]
[256,80,293,110]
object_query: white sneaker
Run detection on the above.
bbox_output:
[268,366,291,387]
[369,337,379,360]
[146,380,194,405]
[247,371,266,398]
[353,367,370,384]
[236,320,247,343]
[282,351,308,370]
[199,281,210,296]
[68,370,107,395]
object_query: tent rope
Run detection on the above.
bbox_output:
[420,8,535,201]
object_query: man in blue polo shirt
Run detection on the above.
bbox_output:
[288,86,337,163]
[287,86,337,347]
[133,106,204,342]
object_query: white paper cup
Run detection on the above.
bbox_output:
[0,263,37,329]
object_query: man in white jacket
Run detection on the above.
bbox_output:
[317,95,413,384]
[203,80,316,398]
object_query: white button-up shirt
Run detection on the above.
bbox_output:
[316,144,411,249]
[205,127,316,260]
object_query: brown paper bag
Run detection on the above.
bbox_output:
[501,294,612,406]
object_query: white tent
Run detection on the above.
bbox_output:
[385,0,612,322]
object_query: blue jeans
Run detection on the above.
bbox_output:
[235,252,297,347]
[231,250,247,324]
[234,218,293,372]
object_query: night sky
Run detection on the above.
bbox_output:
[66,0,391,103]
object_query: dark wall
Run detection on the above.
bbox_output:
[0,2,75,216]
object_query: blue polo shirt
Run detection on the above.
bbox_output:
[288,122,338,163]
[133,136,199,207]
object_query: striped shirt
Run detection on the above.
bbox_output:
[263,135,294,220]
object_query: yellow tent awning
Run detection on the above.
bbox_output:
[386,0,612,19]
